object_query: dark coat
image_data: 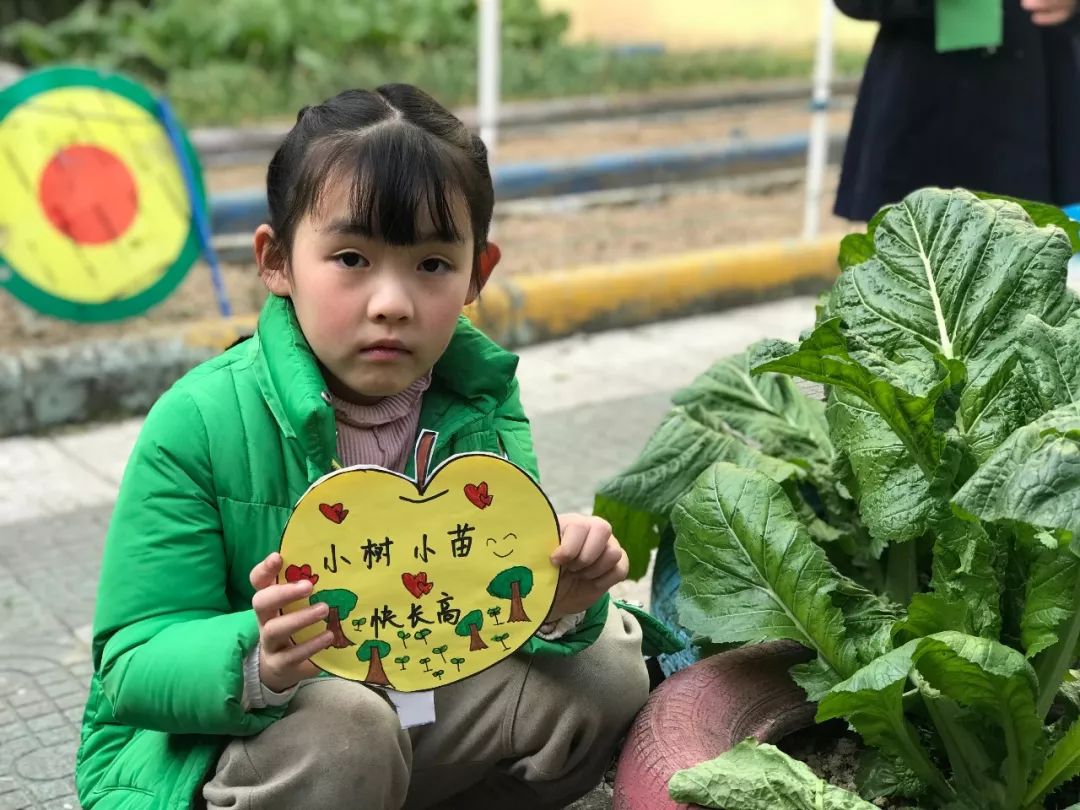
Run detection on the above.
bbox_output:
[834,0,1080,220]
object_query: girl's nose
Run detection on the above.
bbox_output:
[367,277,414,322]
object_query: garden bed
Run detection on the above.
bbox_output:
[0,170,849,350]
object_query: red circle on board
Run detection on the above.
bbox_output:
[38,144,138,244]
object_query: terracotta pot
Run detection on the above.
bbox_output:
[612,641,817,810]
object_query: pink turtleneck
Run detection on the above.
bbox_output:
[329,371,433,471]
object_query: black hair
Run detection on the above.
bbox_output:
[264,84,494,277]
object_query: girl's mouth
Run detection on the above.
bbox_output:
[359,340,411,361]
[360,347,410,361]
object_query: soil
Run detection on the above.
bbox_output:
[780,721,910,808]
[0,96,856,351]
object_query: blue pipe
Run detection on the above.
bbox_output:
[209,132,828,237]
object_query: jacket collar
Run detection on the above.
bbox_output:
[252,295,520,478]
[252,295,337,479]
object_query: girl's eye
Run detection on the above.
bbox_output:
[419,257,452,274]
[334,251,368,269]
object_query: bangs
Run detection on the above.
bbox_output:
[293,122,472,246]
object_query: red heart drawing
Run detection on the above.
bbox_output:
[319,502,349,524]
[402,571,434,599]
[285,563,319,586]
[464,482,493,509]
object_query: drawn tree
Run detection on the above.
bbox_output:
[456,610,488,651]
[310,589,358,648]
[492,633,511,651]
[487,606,503,625]
[433,670,445,681]
[397,630,411,648]
[415,628,432,645]
[420,657,432,672]
[394,656,411,671]
[433,644,449,663]
[356,639,392,686]
[451,657,466,672]
[487,567,534,622]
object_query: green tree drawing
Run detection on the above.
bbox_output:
[487,567,534,622]
[433,644,449,663]
[397,630,411,648]
[415,628,432,645]
[420,657,432,672]
[451,657,466,672]
[356,639,392,686]
[492,633,511,651]
[455,609,488,651]
[310,589,359,648]
[487,606,503,625]
[394,656,410,671]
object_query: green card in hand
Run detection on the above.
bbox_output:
[936,0,1003,52]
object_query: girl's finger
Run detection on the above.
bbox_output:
[262,603,329,651]
[578,541,625,580]
[590,554,630,594]
[280,631,335,666]
[253,580,313,626]
[551,520,588,566]
[567,522,613,572]
[250,552,282,590]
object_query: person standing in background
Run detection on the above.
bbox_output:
[834,0,1080,221]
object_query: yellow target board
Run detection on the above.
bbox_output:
[278,433,561,692]
[0,66,204,321]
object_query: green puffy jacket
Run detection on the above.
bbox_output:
[76,295,676,809]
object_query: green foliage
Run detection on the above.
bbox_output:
[595,348,852,581]
[602,188,1080,809]
[672,463,891,700]
[669,740,877,809]
[309,588,358,618]
[456,609,484,636]
[488,566,533,599]
[0,0,869,125]
[356,638,390,661]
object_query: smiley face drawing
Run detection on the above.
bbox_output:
[487,532,518,559]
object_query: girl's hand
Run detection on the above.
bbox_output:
[546,514,629,621]
[250,552,334,693]
[1023,0,1076,26]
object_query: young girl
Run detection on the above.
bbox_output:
[75,84,674,810]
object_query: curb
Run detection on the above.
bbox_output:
[0,237,839,437]
[209,132,846,236]
[466,237,838,346]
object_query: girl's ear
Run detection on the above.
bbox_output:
[255,224,292,297]
[467,242,501,304]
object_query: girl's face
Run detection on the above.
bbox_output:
[256,177,494,403]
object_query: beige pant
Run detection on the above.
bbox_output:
[203,603,649,810]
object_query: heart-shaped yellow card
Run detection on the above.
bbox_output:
[278,431,560,692]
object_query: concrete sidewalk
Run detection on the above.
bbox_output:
[0,298,816,809]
